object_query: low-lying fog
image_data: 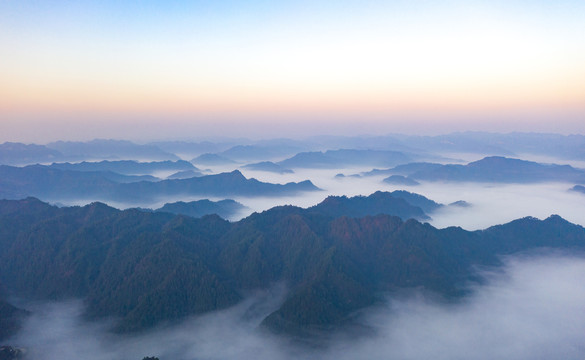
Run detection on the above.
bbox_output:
[54,153,585,231]
[8,253,585,360]
[234,166,585,230]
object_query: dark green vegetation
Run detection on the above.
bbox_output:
[154,199,246,219]
[0,346,26,360]
[0,166,319,204]
[1,197,584,339]
[0,298,27,341]
[306,191,437,221]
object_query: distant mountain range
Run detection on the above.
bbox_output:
[48,160,199,176]
[361,157,585,184]
[147,199,247,220]
[191,153,237,166]
[278,149,413,169]
[46,139,179,161]
[242,161,294,174]
[571,185,585,194]
[0,140,179,166]
[2,198,583,339]
[0,166,320,204]
[0,142,63,166]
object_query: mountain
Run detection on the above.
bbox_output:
[49,160,198,176]
[220,145,302,162]
[242,161,294,174]
[46,139,179,161]
[1,198,584,338]
[166,170,202,179]
[383,175,420,186]
[191,153,237,166]
[362,162,443,177]
[0,166,320,204]
[148,140,232,158]
[0,142,64,166]
[278,149,413,169]
[371,157,585,184]
[0,297,27,341]
[306,191,431,221]
[571,185,585,194]
[408,156,585,183]
[155,199,246,219]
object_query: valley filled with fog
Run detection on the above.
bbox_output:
[9,254,585,360]
[2,133,585,360]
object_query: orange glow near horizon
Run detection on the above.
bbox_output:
[1,0,585,140]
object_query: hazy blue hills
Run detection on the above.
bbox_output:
[571,185,585,194]
[362,162,444,177]
[49,160,199,176]
[46,139,179,161]
[408,156,585,183]
[383,175,420,186]
[0,166,320,204]
[1,198,583,338]
[220,144,303,162]
[191,153,237,166]
[366,157,585,184]
[242,161,294,174]
[166,170,202,179]
[0,142,64,166]
[153,199,246,219]
[278,149,413,169]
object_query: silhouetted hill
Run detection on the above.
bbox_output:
[155,199,246,219]
[383,175,420,186]
[1,198,584,338]
[0,166,320,204]
[49,160,198,176]
[242,161,294,174]
[0,299,27,341]
[571,185,585,194]
[307,191,430,221]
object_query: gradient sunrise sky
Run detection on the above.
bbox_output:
[1,0,584,142]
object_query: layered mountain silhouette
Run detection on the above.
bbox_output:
[151,199,246,220]
[191,153,237,166]
[368,157,585,184]
[242,161,294,174]
[1,198,583,338]
[46,139,178,161]
[49,160,199,176]
[278,149,413,169]
[0,142,63,166]
[0,166,320,204]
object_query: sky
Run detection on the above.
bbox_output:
[1,0,584,142]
